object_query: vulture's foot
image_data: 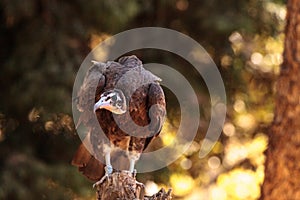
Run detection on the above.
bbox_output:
[135,179,145,198]
[136,180,144,189]
[93,175,108,188]
[93,165,113,188]
[132,169,137,178]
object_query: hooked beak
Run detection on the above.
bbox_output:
[93,98,111,113]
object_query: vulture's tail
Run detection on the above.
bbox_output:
[71,143,104,181]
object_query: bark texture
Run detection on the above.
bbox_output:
[261,0,300,199]
[95,171,172,200]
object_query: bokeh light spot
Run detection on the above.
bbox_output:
[251,52,263,65]
[233,99,246,113]
[208,156,221,170]
[170,174,195,196]
[176,0,189,11]
[180,158,192,170]
[223,123,235,137]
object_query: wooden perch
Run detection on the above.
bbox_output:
[95,171,172,200]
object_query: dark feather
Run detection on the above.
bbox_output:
[72,56,166,180]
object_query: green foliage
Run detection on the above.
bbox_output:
[0,153,93,200]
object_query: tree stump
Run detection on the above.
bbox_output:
[95,171,172,200]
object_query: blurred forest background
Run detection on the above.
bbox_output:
[0,0,286,199]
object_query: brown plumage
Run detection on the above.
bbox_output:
[72,55,166,181]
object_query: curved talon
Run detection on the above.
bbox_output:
[93,165,113,188]
[93,177,103,188]
[93,174,110,188]
[132,169,137,178]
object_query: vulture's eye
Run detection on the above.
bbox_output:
[111,95,117,101]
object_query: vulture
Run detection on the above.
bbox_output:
[72,55,166,185]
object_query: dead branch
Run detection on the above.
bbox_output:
[95,171,172,200]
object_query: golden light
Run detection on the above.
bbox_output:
[208,156,221,170]
[217,169,261,200]
[223,122,235,137]
[212,141,224,154]
[89,33,111,49]
[224,133,267,169]
[229,32,244,55]
[160,120,176,146]
[161,132,175,146]
[264,2,287,21]
[210,185,227,200]
[234,172,259,199]
[199,138,214,158]
[180,158,192,170]
[256,165,265,185]
[229,31,243,44]
[260,54,273,73]
[247,134,268,166]
[233,99,246,113]
[184,141,200,156]
[170,174,195,196]
[235,113,256,131]
[259,111,274,123]
[223,139,248,167]
[145,181,159,196]
[251,52,263,65]
[89,33,114,61]
[265,37,284,53]
[221,55,233,67]
[184,188,206,200]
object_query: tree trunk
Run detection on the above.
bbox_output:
[261,0,300,199]
[95,171,172,200]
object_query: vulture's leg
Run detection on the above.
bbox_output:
[128,151,141,176]
[128,151,145,191]
[128,137,143,175]
[93,143,112,187]
[129,155,138,174]
[104,144,113,175]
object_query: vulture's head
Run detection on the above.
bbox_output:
[93,89,127,114]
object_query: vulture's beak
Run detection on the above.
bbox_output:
[93,98,112,113]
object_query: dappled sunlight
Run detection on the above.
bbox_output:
[170,173,195,197]
[233,99,246,113]
[211,141,224,154]
[247,134,268,166]
[89,33,111,49]
[210,185,227,200]
[224,134,268,168]
[235,113,256,131]
[223,122,236,137]
[160,119,177,146]
[180,157,193,170]
[264,1,286,20]
[223,138,248,167]
[145,181,160,196]
[208,156,221,170]
[249,34,284,74]
[217,169,261,200]
[229,31,244,55]
[0,0,288,199]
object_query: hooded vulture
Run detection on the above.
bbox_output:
[72,55,166,184]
